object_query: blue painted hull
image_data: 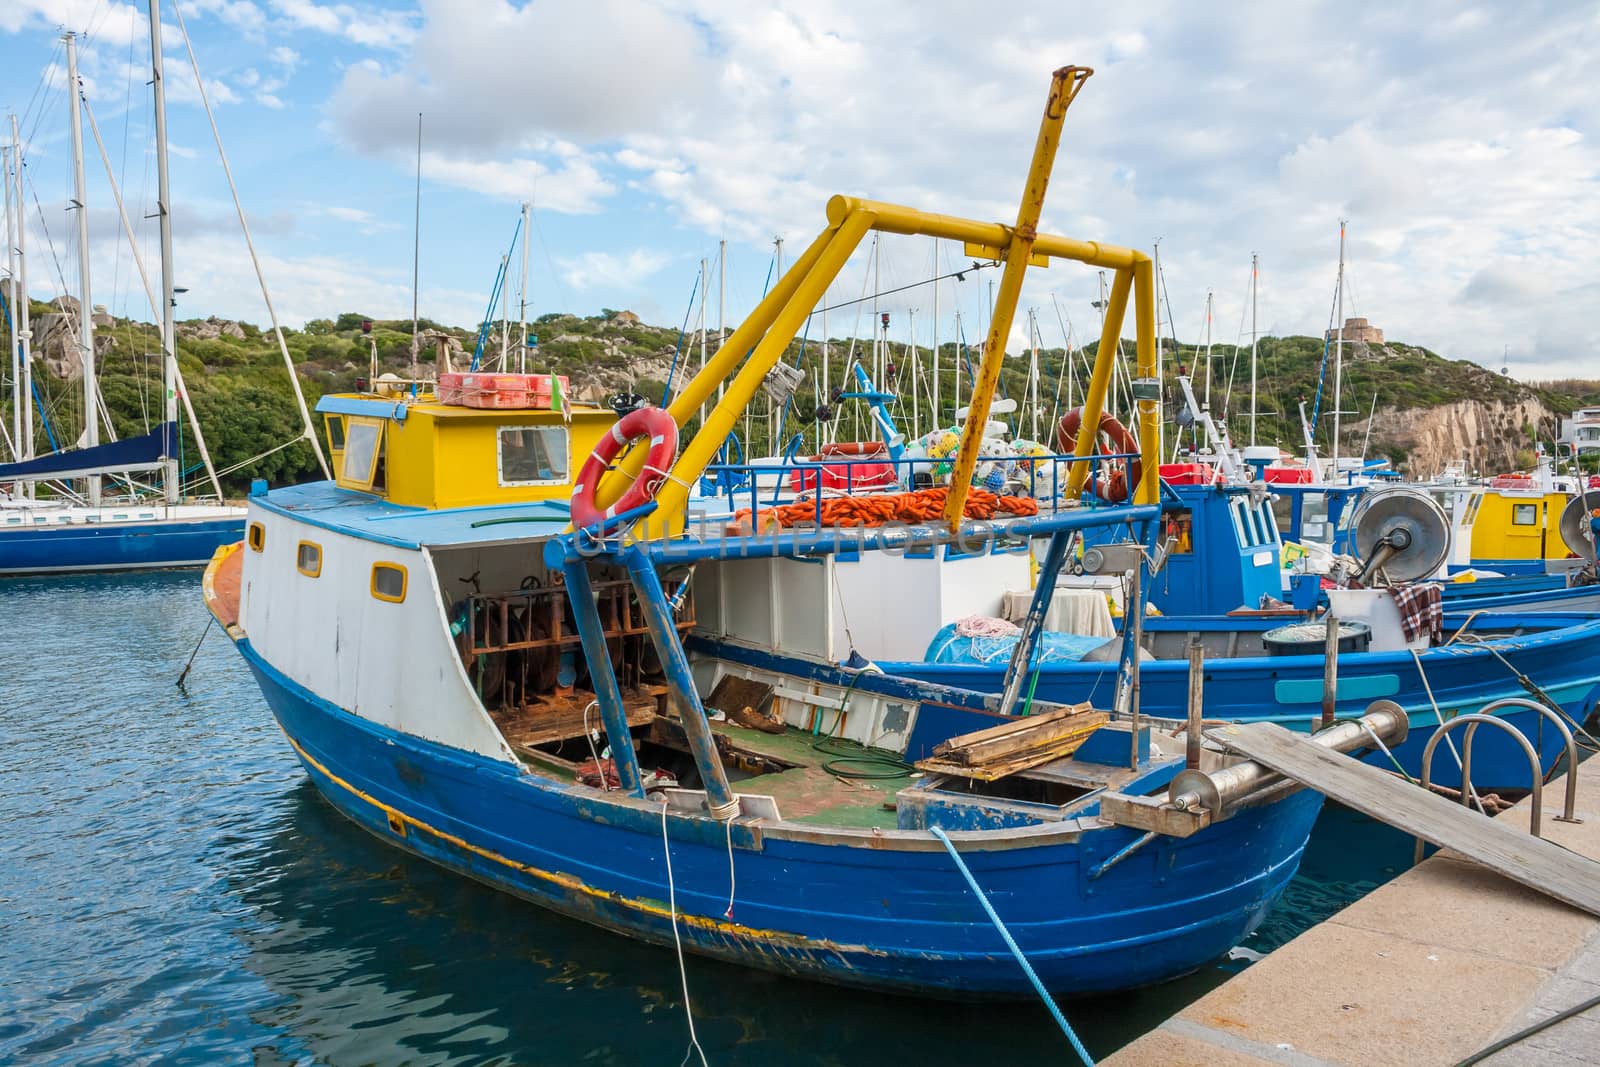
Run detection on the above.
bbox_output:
[238,638,1324,997]
[882,615,1600,794]
[0,517,244,575]
[1440,583,1600,615]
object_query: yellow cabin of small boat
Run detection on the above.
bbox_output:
[1467,487,1572,563]
[316,393,615,509]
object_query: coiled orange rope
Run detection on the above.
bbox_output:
[729,487,1039,532]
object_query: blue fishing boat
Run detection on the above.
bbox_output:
[677,472,1600,794]
[206,68,1378,1005]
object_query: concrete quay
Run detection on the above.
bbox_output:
[1107,754,1600,1066]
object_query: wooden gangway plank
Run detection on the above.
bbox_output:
[1209,721,1600,918]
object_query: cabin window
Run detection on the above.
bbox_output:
[338,417,385,492]
[296,541,322,577]
[1229,497,1259,548]
[1163,508,1194,553]
[1513,503,1539,526]
[248,522,266,551]
[325,414,347,451]
[1257,501,1280,544]
[498,425,568,486]
[371,562,408,602]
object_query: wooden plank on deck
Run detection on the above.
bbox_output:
[1210,721,1600,918]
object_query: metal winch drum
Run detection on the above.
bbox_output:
[1349,486,1450,582]
[1560,489,1600,563]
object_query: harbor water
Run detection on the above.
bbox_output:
[1,573,1418,1065]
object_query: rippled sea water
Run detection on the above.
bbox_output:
[0,573,1418,1065]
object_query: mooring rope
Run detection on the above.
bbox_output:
[928,825,1095,1066]
[660,797,709,1067]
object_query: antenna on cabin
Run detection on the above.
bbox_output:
[411,112,422,380]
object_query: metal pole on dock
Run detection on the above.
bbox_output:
[1322,614,1340,729]
[1129,561,1143,770]
[1186,640,1204,769]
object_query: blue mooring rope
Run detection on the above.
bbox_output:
[928,825,1096,1066]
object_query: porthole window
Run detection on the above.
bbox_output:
[296,541,322,577]
[248,522,266,551]
[371,562,407,603]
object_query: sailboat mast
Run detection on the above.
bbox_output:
[11,115,32,476]
[1248,252,1259,447]
[717,238,725,404]
[909,307,919,433]
[931,239,939,425]
[953,308,963,411]
[410,113,421,380]
[870,234,880,386]
[820,273,829,447]
[771,236,782,448]
[65,33,101,506]
[498,254,509,371]
[1152,239,1162,386]
[696,256,707,426]
[1202,289,1214,409]
[518,200,530,373]
[4,144,16,463]
[1027,307,1040,441]
[149,0,180,505]
[1332,219,1346,478]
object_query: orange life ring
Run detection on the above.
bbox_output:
[817,441,888,457]
[1055,408,1142,503]
[570,406,679,528]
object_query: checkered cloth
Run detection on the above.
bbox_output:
[1390,582,1443,643]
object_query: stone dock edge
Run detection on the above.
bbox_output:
[1107,754,1600,1066]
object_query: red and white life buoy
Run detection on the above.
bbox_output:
[817,440,888,458]
[570,406,679,529]
[1055,408,1142,503]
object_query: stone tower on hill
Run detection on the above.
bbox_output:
[1326,317,1384,344]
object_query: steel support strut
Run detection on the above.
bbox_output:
[559,555,647,798]
[997,528,1075,715]
[623,546,738,820]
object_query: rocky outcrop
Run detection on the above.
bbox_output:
[177,316,246,341]
[1351,396,1550,477]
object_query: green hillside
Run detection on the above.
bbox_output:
[4,301,1596,496]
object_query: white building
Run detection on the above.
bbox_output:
[1558,407,1600,457]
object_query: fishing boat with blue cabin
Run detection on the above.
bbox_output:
[205,68,1410,1006]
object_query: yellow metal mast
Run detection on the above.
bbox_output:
[942,66,1091,530]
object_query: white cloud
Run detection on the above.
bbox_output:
[15,0,1600,380]
[327,0,707,155]
[267,0,415,49]
[560,249,671,292]
[420,150,615,215]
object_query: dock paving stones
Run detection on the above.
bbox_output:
[1107,753,1600,1066]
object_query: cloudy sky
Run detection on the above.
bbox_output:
[1,0,1596,380]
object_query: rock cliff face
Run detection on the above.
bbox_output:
[1349,396,1550,477]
